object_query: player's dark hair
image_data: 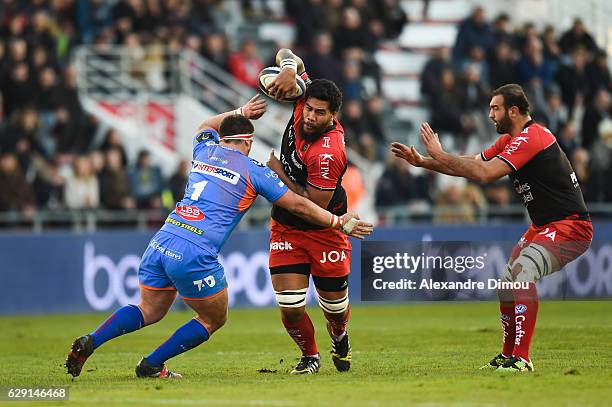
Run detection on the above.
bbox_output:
[492,84,531,115]
[305,79,343,113]
[219,114,254,141]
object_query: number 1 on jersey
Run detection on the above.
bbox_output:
[190,180,208,200]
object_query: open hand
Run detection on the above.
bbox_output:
[391,142,425,167]
[241,94,267,120]
[420,122,444,158]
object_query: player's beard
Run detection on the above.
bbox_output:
[495,111,512,134]
[300,122,327,143]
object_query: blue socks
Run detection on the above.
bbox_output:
[146,319,210,367]
[90,304,145,349]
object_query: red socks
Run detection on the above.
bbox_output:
[512,283,539,362]
[499,302,515,357]
[282,312,318,356]
[326,305,351,339]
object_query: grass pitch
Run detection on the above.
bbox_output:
[1,301,611,406]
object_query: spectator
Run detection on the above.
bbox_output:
[420,47,451,100]
[434,180,486,224]
[535,86,567,136]
[285,0,327,49]
[1,63,36,118]
[100,129,128,166]
[514,37,556,90]
[333,7,371,55]
[430,68,474,138]
[488,40,515,89]
[542,25,561,66]
[373,0,407,40]
[558,18,598,56]
[304,32,343,85]
[581,89,610,150]
[228,39,264,89]
[555,47,589,116]
[375,154,429,209]
[452,6,494,65]
[0,152,35,214]
[169,159,189,204]
[76,0,113,44]
[585,49,612,102]
[32,158,65,209]
[99,148,135,210]
[64,155,100,209]
[491,13,512,46]
[129,150,163,209]
[201,32,230,71]
[341,60,365,101]
[342,162,366,212]
[557,121,580,158]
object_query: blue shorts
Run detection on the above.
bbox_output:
[139,231,227,300]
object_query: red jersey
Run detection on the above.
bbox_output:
[481,120,589,226]
[271,98,348,230]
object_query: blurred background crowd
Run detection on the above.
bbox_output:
[0,0,610,226]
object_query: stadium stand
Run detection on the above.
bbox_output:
[0,0,611,230]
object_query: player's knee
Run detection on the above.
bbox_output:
[317,292,349,316]
[138,304,165,325]
[275,287,307,324]
[280,306,305,324]
[511,244,553,283]
[198,309,227,333]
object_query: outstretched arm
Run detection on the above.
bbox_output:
[274,189,373,239]
[197,94,267,133]
[419,123,511,183]
[391,141,481,176]
[266,150,334,208]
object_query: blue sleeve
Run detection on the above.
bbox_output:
[249,160,289,203]
[193,129,220,158]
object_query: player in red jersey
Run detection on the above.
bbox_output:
[392,84,593,372]
[265,48,354,374]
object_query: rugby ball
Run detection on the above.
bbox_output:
[258,66,306,102]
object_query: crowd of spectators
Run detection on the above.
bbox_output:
[379,6,612,222]
[0,0,610,225]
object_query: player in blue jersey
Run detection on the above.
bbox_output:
[65,95,373,379]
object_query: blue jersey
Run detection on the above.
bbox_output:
[160,130,289,256]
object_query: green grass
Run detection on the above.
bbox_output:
[1,302,611,406]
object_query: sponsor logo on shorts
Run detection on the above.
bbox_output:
[500,313,511,321]
[193,276,216,291]
[176,204,205,221]
[270,241,293,251]
[165,217,204,235]
[515,304,527,314]
[320,250,347,263]
[191,160,240,184]
[150,239,183,261]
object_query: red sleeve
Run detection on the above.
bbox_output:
[305,131,346,190]
[481,135,510,161]
[496,125,555,171]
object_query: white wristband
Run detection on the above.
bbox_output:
[280,58,297,72]
[233,107,243,116]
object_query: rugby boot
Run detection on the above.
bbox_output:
[290,354,320,375]
[65,334,94,377]
[136,357,182,378]
[497,356,534,373]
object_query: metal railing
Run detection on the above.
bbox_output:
[2,203,611,233]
